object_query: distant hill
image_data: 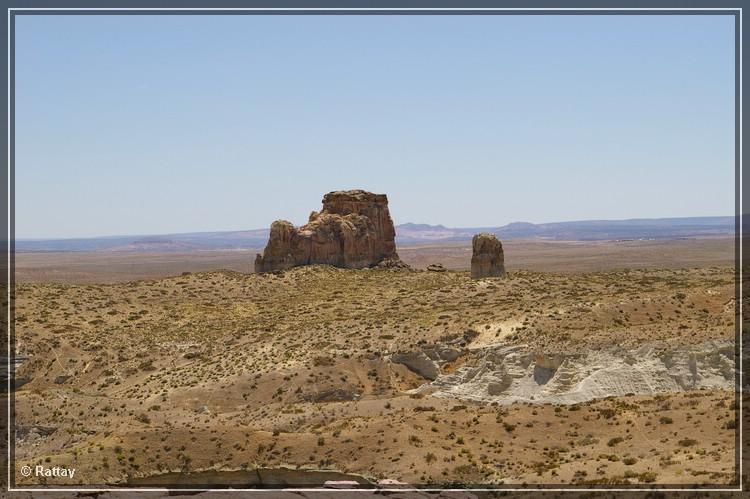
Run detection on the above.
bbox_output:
[101,238,199,252]
[15,216,734,252]
[15,229,271,252]
[397,216,736,244]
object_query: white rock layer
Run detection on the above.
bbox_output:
[417,340,734,405]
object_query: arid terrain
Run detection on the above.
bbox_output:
[11,237,739,488]
[15,236,734,284]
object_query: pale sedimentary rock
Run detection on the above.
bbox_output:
[419,340,734,405]
[391,351,440,381]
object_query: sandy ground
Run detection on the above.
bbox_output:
[14,237,734,284]
[11,251,738,488]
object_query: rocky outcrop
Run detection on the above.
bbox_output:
[375,257,412,270]
[427,263,446,272]
[470,233,505,279]
[391,352,440,380]
[128,468,373,487]
[255,190,401,272]
[391,345,464,381]
[416,340,735,405]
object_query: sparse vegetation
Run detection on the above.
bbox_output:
[13,258,735,486]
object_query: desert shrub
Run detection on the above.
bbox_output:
[641,472,658,483]
[607,437,624,447]
[414,406,436,412]
[135,413,151,424]
[312,356,334,367]
[598,408,616,419]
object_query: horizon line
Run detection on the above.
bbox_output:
[14,214,736,242]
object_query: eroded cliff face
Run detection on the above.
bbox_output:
[255,190,400,272]
[404,340,735,405]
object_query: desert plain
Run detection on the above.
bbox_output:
[10,236,740,488]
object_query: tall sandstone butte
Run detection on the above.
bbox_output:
[255,190,400,272]
[471,233,506,279]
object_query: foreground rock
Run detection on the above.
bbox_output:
[375,257,412,270]
[255,190,401,272]
[128,467,374,487]
[391,351,440,380]
[470,233,505,278]
[391,345,465,381]
[416,339,734,405]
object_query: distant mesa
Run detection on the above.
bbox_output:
[101,238,196,252]
[503,221,538,230]
[398,223,448,230]
[471,233,506,279]
[14,216,734,253]
[254,190,403,272]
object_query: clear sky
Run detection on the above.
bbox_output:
[16,14,735,239]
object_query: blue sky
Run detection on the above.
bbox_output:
[15,14,735,239]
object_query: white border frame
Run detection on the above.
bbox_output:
[5,6,744,494]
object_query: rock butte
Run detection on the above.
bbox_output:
[255,190,401,272]
[471,233,506,279]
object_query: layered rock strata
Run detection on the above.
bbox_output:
[255,190,400,272]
